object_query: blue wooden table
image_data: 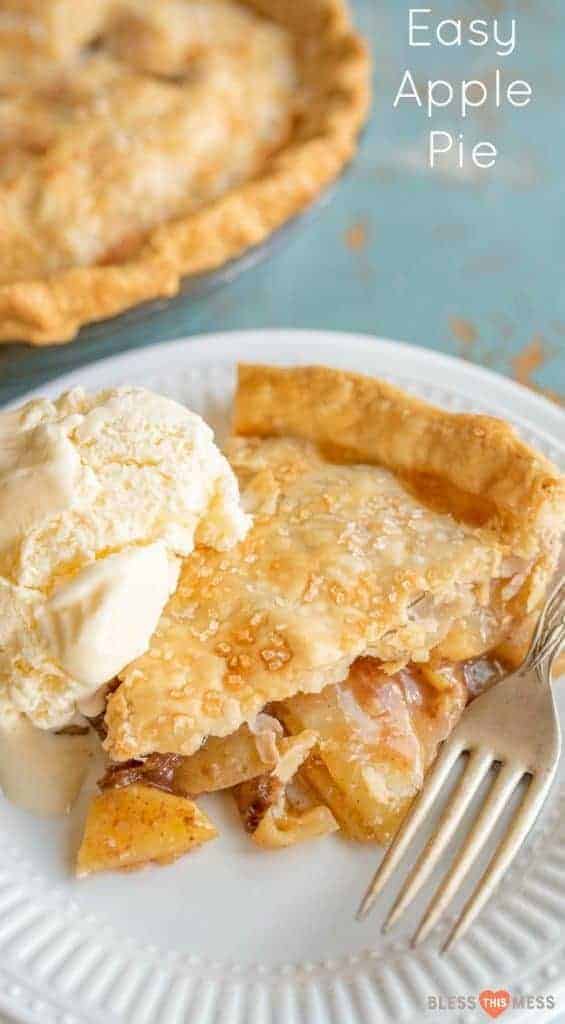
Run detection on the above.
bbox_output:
[0,0,563,408]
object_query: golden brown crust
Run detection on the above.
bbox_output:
[103,369,563,762]
[0,260,180,346]
[106,431,511,760]
[0,1,113,72]
[104,378,563,763]
[234,364,565,557]
[0,0,370,345]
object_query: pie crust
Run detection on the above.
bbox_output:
[103,366,565,762]
[0,0,370,345]
[0,1,112,75]
[234,364,565,555]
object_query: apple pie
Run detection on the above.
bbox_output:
[71,364,565,873]
[0,357,540,874]
[104,366,563,759]
[0,0,370,344]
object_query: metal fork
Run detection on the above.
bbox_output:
[357,577,565,951]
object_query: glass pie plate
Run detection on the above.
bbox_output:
[73,180,340,346]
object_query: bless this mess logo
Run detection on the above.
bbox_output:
[427,989,556,1017]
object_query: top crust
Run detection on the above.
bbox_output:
[0,0,370,345]
[105,433,507,761]
[234,364,565,557]
[103,366,563,762]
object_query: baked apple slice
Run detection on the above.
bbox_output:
[76,783,217,876]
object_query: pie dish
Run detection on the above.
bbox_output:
[74,363,564,873]
[0,0,370,345]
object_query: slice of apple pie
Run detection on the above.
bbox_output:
[104,366,564,763]
[76,364,564,873]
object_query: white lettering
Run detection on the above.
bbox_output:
[393,68,422,108]
[429,130,452,166]
[436,19,462,47]
[428,79,453,118]
[409,8,431,46]
[493,18,516,57]
[468,19,489,47]
[507,79,533,107]
[472,140,497,168]
[461,80,488,117]
[429,132,498,169]
[407,14,517,56]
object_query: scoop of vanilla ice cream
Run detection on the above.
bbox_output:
[0,386,250,729]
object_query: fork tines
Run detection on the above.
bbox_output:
[357,577,565,950]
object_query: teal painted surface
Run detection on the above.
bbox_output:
[0,0,563,407]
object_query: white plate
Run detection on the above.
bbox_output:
[1,330,564,1024]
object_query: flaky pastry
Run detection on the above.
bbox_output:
[0,0,370,344]
[104,366,565,762]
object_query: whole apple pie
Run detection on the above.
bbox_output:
[0,0,370,344]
